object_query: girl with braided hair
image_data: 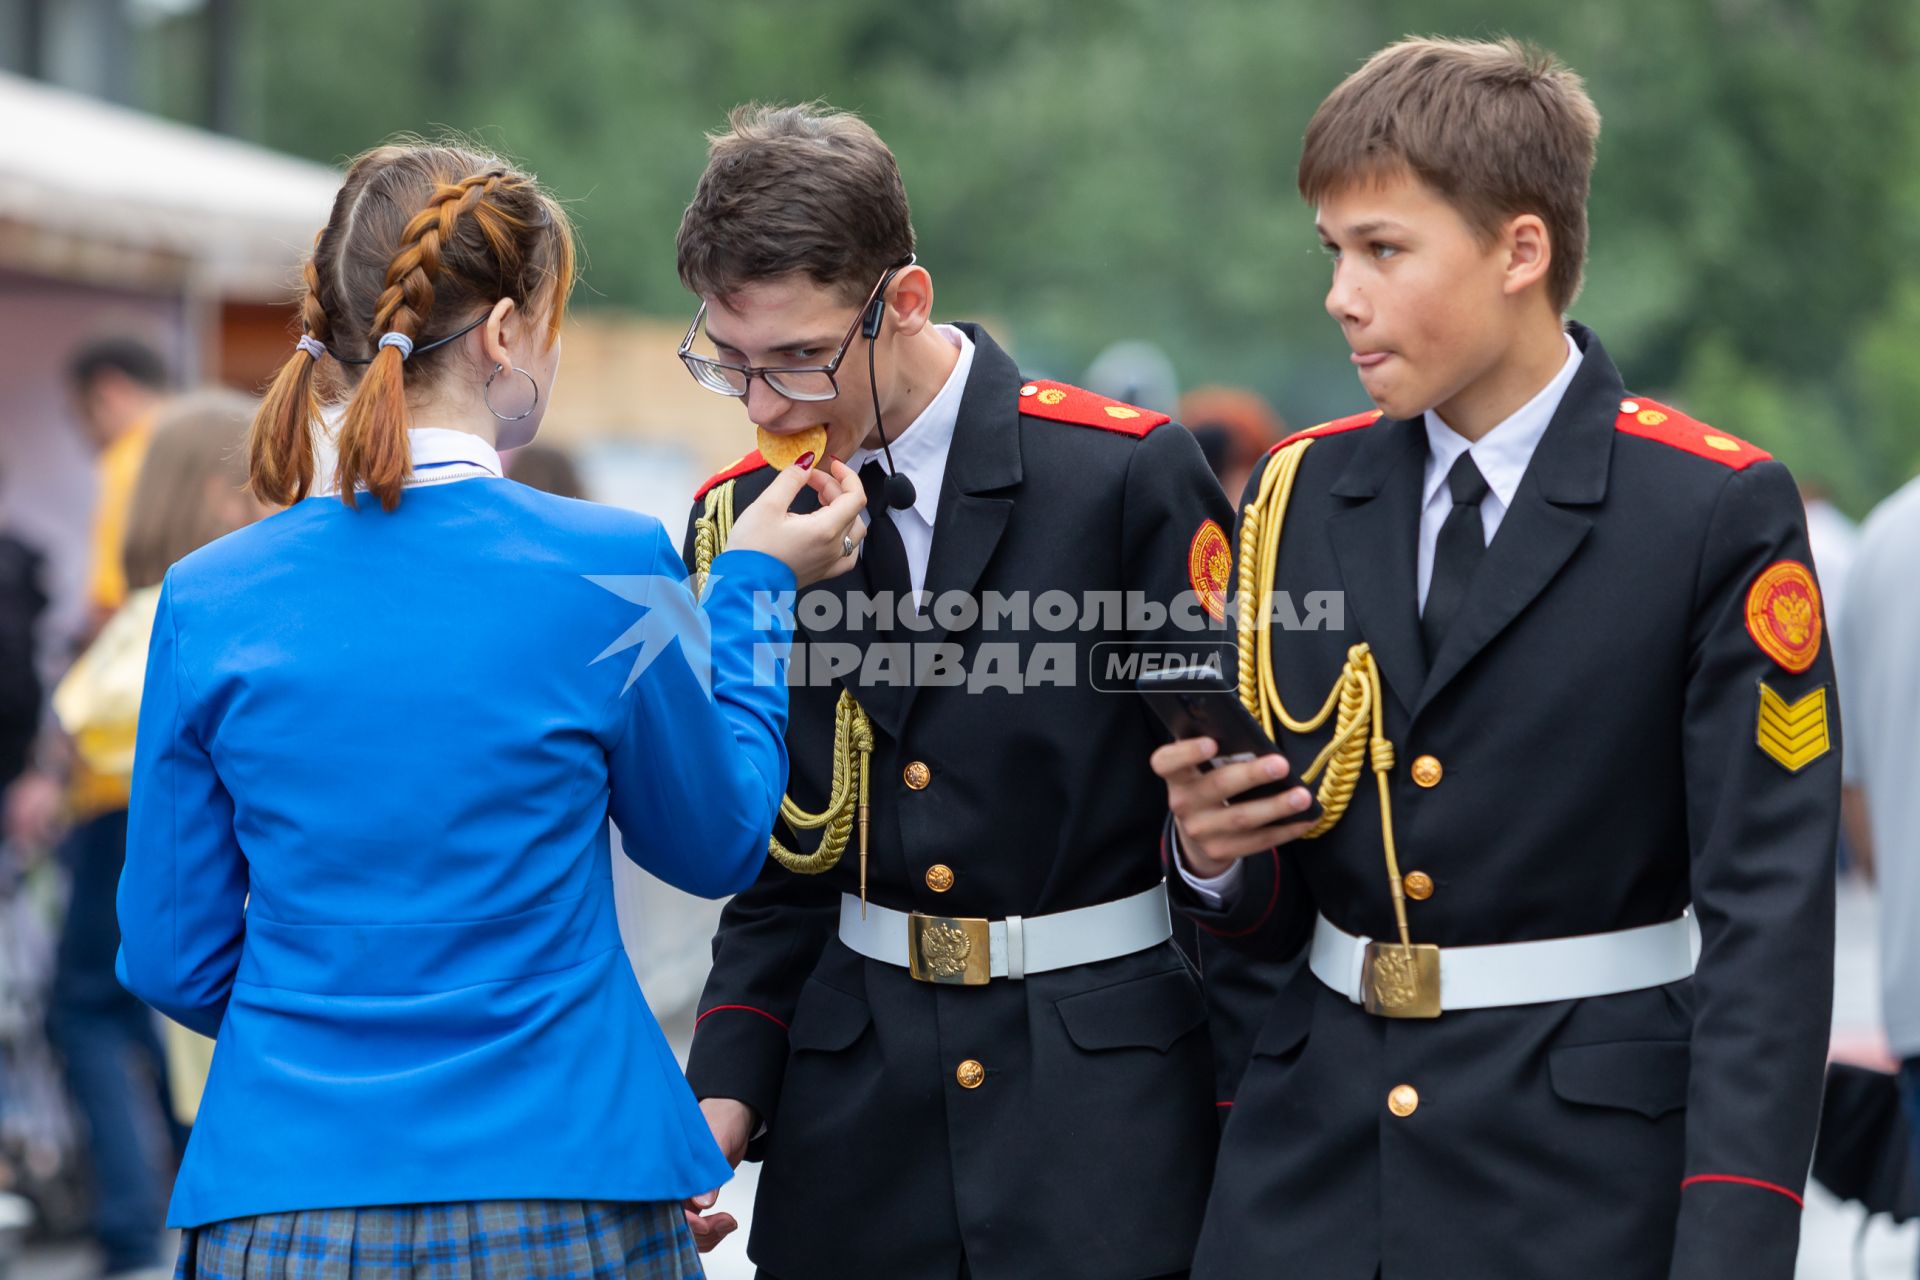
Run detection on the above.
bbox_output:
[114,142,866,1279]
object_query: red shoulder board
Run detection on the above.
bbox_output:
[1614,397,1770,471]
[1017,380,1170,438]
[1270,409,1384,454]
[694,450,770,501]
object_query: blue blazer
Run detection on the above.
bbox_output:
[115,477,794,1226]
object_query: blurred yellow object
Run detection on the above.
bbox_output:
[163,1019,216,1124]
[53,585,161,817]
[87,418,154,614]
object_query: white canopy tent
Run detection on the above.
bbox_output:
[0,69,338,298]
[0,72,338,649]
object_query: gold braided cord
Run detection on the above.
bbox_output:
[1235,438,1413,947]
[694,480,872,878]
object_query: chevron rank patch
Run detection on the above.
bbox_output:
[1756,681,1831,773]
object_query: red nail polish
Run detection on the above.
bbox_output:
[796,451,816,469]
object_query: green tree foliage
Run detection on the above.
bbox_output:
[137,0,1920,511]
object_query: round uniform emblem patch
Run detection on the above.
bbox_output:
[1189,520,1231,622]
[1744,560,1822,673]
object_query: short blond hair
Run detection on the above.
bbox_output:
[1299,36,1602,311]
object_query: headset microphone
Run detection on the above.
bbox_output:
[865,264,917,512]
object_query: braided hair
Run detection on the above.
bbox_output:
[249,144,575,512]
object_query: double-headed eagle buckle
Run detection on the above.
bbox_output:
[1362,942,1443,1018]
[908,913,992,985]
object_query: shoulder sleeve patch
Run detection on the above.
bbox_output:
[1189,519,1232,622]
[1614,397,1771,471]
[1745,559,1822,673]
[694,450,769,501]
[1017,379,1170,438]
[1270,409,1384,453]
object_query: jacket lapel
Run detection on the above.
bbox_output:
[1325,419,1429,716]
[892,324,1021,729]
[1412,326,1618,717]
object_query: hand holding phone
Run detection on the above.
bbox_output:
[1139,665,1321,876]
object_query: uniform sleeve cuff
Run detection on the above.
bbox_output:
[1169,821,1246,906]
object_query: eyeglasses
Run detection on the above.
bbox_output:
[678,255,915,403]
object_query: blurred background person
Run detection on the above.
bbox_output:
[1083,338,1181,418]
[1838,471,1920,1188]
[2,340,172,867]
[1804,480,1865,876]
[67,341,169,638]
[47,389,266,1280]
[1804,481,1861,661]
[0,474,47,810]
[1178,385,1286,503]
[506,441,587,500]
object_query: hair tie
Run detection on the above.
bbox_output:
[377,332,416,361]
[295,334,328,361]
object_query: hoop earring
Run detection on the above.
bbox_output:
[485,364,539,422]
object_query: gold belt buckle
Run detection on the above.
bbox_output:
[908,913,992,985]
[1362,942,1443,1018]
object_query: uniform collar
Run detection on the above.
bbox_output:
[407,427,503,482]
[847,324,973,526]
[1420,331,1581,511]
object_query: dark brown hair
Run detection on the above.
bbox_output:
[251,142,575,512]
[1299,37,1601,312]
[123,389,257,591]
[676,102,914,305]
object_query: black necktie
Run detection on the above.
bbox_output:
[1420,452,1489,659]
[857,461,914,628]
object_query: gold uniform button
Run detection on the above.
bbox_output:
[926,864,955,893]
[1403,871,1435,901]
[904,761,932,790]
[956,1059,986,1089]
[1388,1084,1420,1117]
[1411,755,1444,788]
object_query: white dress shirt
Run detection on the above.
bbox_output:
[846,324,975,599]
[1179,332,1583,904]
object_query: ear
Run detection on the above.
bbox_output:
[884,265,934,338]
[1502,213,1552,297]
[480,297,519,370]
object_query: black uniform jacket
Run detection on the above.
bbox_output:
[1174,325,1839,1280]
[682,324,1234,1280]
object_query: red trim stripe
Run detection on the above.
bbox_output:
[1194,847,1283,939]
[694,1004,789,1032]
[1216,1101,1234,1109]
[1680,1174,1804,1208]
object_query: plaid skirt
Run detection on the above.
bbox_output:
[175,1199,703,1279]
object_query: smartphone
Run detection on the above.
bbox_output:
[1137,664,1323,821]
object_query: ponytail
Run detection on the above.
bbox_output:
[247,248,330,506]
[334,171,507,511]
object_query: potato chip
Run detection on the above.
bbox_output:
[756,425,828,471]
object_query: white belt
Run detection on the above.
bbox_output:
[1309,912,1696,1014]
[838,884,1173,985]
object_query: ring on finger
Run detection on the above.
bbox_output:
[841,531,856,557]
